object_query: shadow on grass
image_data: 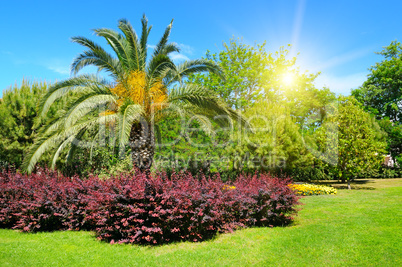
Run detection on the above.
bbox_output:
[330,185,376,190]
[316,179,375,190]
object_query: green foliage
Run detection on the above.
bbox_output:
[375,165,402,178]
[0,80,60,169]
[352,40,402,165]
[352,40,402,122]
[153,114,231,175]
[187,38,333,125]
[185,38,337,181]
[61,143,133,178]
[378,118,402,164]
[313,96,387,181]
[228,101,314,172]
[188,38,268,109]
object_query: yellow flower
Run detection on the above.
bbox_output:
[222,185,236,191]
[109,70,167,113]
[288,183,337,196]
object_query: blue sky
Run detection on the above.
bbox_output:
[1,0,401,97]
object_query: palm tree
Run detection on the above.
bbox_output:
[24,15,246,173]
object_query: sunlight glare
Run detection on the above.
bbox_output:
[282,72,295,87]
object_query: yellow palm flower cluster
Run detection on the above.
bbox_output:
[288,183,337,196]
[222,185,236,191]
[108,70,167,114]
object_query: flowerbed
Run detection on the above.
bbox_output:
[0,169,300,245]
[289,183,337,196]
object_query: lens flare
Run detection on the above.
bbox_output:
[282,72,295,86]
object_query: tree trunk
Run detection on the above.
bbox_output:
[129,119,155,174]
[347,179,351,190]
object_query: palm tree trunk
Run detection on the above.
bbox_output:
[129,119,155,174]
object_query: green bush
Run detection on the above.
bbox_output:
[0,80,59,169]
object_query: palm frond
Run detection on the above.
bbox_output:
[140,14,152,68]
[93,28,132,71]
[23,133,65,173]
[118,18,142,70]
[166,59,224,86]
[65,129,88,165]
[24,114,118,173]
[153,19,173,57]
[38,115,67,137]
[51,131,84,169]
[71,36,104,51]
[168,84,249,128]
[64,94,116,128]
[71,50,123,79]
[147,54,176,81]
[160,43,180,55]
[39,75,111,118]
[187,114,214,136]
[70,40,120,76]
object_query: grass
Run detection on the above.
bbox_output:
[0,179,401,266]
[317,178,402,190]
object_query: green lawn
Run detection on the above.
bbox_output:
[1,179,401,266]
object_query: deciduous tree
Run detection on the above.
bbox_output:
[314,96,386,188]
[352,41,402,164]
[352,40,402,122]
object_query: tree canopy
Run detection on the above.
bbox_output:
[187,38,337,178]
[0,80,62,169]
[313,96,386,185]
[188,38,334,125]
[352,40,402,122]
[352,40,402,165]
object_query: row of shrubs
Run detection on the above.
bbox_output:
[0,168,300,245]
[161,164,402,183]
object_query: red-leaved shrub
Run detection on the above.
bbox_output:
[0,169,97,231]
[0,168,299,245]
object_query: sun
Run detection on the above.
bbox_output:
[282,72,295,87]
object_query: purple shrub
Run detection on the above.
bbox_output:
[0,168,300,245]
[89,172,300,244]
[0,169,97,231]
